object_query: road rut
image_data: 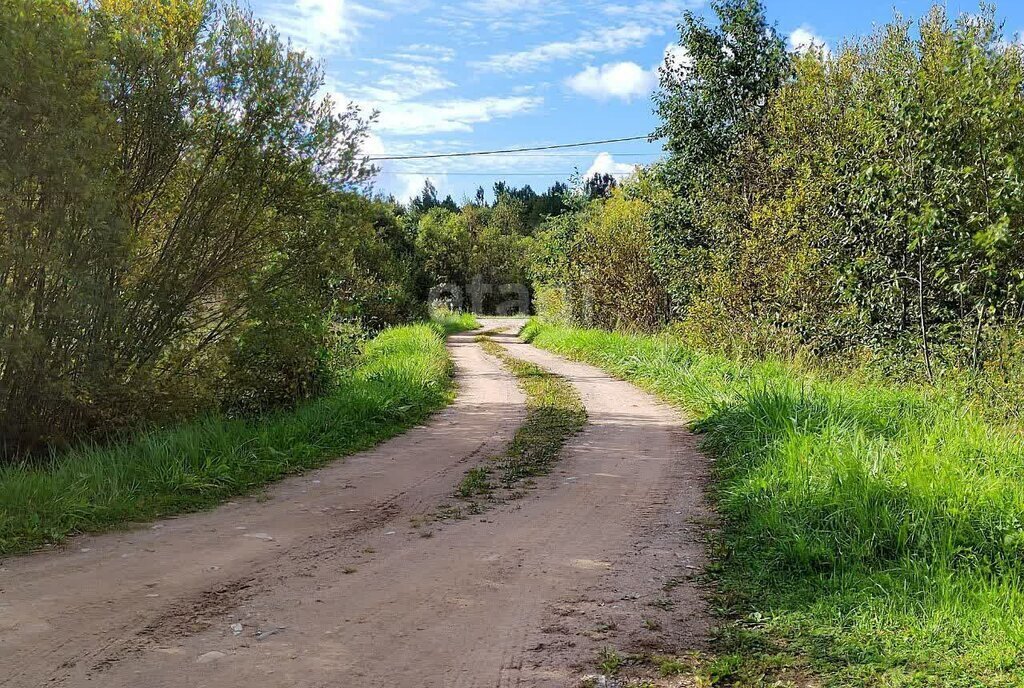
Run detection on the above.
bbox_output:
[0,322,713,687]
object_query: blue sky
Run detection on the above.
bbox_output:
[250,0,1024,203]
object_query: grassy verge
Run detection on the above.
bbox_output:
[0,317,477,556]
[522,320,1024,687]
[431,309,480,336]
[449,334,586,509]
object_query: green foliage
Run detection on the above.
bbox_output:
[530,177,670,331]
[400,180,575,314]
[597,648,624,676]
[650,0,790,315]
[533,1,1024,379]
[429,308,480,335]
[0,322,457,555]
[526,319,1024,685]
[0,0,432,453]
[416,207,474,288]
[823,9,1024,372]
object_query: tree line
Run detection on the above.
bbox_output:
[8,0,1021,452]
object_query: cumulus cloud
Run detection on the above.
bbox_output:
[373,96,543,135]
[395,174,449,202]
[566,62,657,101]
[584,152,638,179]
[567,43,692,102]
[788,25,830,56]
[359,133,449,202]
[263,0,386,55]
[476,23,660,72]
[663,43,693,71]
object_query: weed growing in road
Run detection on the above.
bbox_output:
[445,332,585,515]
[597,647,623,676]
[0,318,476,555]
[524,319,1024,686]
[477,337,586,488]
[456,467,492,498]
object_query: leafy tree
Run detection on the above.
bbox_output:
[651,0,789,314]
[410,180,441,215]
[529,177,668,330]
[415,208,472,289]
[583,173,618,200]
[0,0,376,450]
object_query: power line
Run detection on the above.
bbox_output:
[393,152,661,158]
[391,171,637,176]
[369,135,656,161]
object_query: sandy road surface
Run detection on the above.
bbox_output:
[0,321,712,687]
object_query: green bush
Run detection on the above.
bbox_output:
[0,0,433,454]
[0,322,457,555]
[530,178,670,331]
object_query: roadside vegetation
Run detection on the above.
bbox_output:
[0,319,475,556]
[532,1,1024,391]
[524,320,1024,686]
[0,0,430,456]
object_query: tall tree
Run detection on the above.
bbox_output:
[651,0,789,313]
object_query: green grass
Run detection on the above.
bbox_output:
[0,318,476,556]
[477,336,586,488]
[431,309,480,335]
[522,319,1024,687]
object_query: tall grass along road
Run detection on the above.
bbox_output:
[0,315,476,556]
[523,319,1024,687]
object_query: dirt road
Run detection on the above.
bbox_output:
[0,321,712,687]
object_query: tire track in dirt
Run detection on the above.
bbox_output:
[0,321,715,687]
[0,331,526,686]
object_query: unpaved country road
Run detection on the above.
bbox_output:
[0,320,713,687]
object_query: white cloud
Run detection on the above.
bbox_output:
[567,43,693,102]
[474,0,550,15]
[263,0,386,55]
[566,62,657,101]
[603,1,701,20]
[663,43,693,71]
[393,44,457,63]
[331,47,543,139]
[788,25,830,56]
[359,134,450,202]
[584,152,638,179]
[373,96,544,135]
[348,61,454,103]
[476,23,661,72]
[395,174,449,203]
[445,0,572,35]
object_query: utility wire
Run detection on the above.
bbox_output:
[369,135,656,161]
[391,171,637,176]
[395,152,661,158]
